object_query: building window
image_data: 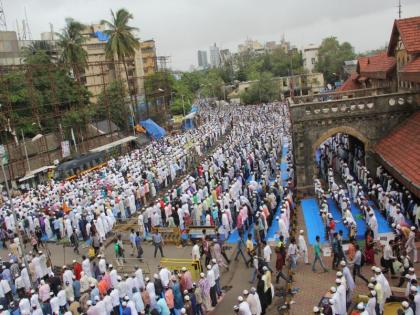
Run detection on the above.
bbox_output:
[311,58,316,65]
[87,43,104,50]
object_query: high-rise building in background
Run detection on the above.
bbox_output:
[197,50,208,69]
[209,43,220,68]
[140,39,157,76]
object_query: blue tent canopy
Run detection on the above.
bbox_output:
[140,119,166,140]
[95,31,109,42]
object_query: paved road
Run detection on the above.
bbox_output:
[0,233,284,314]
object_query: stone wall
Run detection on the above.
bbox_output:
[290,91,420,192]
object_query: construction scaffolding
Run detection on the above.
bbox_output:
[0,60,148,183]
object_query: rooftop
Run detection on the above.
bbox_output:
[335,73,362,92]
[357,52,396,79]
[388,16,420,55]
[374,111,420,197]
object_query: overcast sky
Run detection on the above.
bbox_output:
[4,0,420,70]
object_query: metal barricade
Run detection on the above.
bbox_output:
[159,258,202,281]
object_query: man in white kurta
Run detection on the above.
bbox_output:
[298,230,308,264]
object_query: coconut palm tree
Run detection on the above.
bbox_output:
[101,9,140,104]
[56,18,87,82]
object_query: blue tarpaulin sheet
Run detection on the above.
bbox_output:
[95,31,109,42]
[140,119,166,140]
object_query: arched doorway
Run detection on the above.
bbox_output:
[312,126,369,183]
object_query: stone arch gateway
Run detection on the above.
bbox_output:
[289,91,419,193]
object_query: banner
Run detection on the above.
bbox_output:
[61,141,71,158]
[0,145,8,165]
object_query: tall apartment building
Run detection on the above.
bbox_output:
[140,39,157,76]
[209,43,220,68]
[197,50,208,69]
[80,24,145,103]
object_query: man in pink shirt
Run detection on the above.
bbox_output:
[38,280,51,302]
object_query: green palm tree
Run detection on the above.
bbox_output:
[56,18,87,82]
[101,9,140,106]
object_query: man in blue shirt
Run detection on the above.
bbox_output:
[135,232,143,259]
[152,231,164,258]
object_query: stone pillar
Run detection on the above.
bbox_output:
[365,150,379,180]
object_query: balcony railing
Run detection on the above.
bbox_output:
[290,87,389,104]
[290,92,417,121]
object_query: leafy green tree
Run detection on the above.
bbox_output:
[56,18,87,82]
[0,48,90,138]
[200,69,225,98]
[240,72,279,104]
[240,72,280,104]
[95,80,130,131]
[315,37,356,84]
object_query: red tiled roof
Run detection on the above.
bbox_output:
[357,56,369,73]
[400,56,420,72]
[336,73,362,92]
[357,52,396,79]
[374,112,420,197]
[400,57,420,83]
[388,16,420,55]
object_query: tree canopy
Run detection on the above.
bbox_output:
[315,37,356,84]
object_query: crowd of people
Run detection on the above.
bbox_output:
[1,99,417,314]
[0,101,299,315]
[311,133,420,314]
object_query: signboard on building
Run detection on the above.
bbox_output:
[61,141,71,158]
[0,145,9,165]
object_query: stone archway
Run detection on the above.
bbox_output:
[311,125,370,154]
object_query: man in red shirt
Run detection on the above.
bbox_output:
[73,260,82,280]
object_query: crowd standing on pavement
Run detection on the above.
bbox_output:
[0,102,298,315]
[311,133,420,314]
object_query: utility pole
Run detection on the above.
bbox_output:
[21,130,31,173]
[0,0,7,31]
[181,94,185,116]
[398,0,402,19]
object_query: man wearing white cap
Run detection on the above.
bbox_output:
[401,300,414,315]
[366,290,378,315]
[207,264,217,307]
[298,230,308,264]
[374,267,391,301]
[340,261,355,302]
[238,295,252,315]
[18,295,31,315]
[62,266,74,287]
[159,265,171,288]
[244,289,258,315]
[335,278,346,315]
[356,302,368,315]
